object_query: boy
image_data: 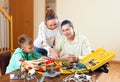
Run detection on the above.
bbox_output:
[6,34,43,73]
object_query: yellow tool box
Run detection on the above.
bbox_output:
[60,48,115,74]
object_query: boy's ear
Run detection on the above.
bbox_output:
[21,47,24,51]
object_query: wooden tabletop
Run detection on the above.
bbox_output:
[0,73,69,82]
[0,71,96,82]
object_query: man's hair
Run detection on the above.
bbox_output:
[61,20,73,27]
[18,34,33,48]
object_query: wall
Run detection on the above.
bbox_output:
[57,0,120,60]
[34,0,45,39]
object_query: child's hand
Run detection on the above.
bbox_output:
[20,61,30,72]
[21,61,33,70]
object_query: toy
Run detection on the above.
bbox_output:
[10,68,38,81]
[19,48,115,75]
[59,48,115,74]
[63,73,92,82]
[20,58,55,73]
[14,58,56,81]
[39,71,61,82]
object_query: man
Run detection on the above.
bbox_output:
[55,20,91,62]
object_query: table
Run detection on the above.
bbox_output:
[1,61,117,82]
[0,70,96,82]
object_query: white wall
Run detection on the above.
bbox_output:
[34,0,45,39]
[57,0,120,60]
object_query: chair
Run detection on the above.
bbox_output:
[0,52,11,75]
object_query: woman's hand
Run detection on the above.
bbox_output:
[40,56,50,60]
[49,48,59,60]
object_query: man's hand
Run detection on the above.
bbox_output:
[68,54,79,62]
[58,53,64,58]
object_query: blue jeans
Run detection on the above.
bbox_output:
[34,47,48,56]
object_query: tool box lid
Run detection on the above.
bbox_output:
[80,48,115,71]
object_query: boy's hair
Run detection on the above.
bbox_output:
[18,34,33,48]
[61,20,73,27]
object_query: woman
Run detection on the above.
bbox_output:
[34,8,62,59]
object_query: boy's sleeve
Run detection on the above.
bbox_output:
[33,51,42,59]
[13,53,23,67]
[6,53,23,73]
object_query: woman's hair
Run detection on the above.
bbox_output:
[45,8,58,21]
[61,20,73,27]
[18,34,33,48]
